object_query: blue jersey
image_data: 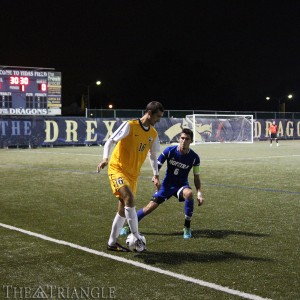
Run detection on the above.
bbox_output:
[154,145,200,201]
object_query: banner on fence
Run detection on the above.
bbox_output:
[0,117,300,147]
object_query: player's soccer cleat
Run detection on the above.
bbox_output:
[107,242,130,252]
[183,227,192,239]
[119,225,131,237]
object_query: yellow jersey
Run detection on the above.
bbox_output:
[108,119,158,180]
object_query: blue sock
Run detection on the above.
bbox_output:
[137,208,145,221]
[184,199,194,218]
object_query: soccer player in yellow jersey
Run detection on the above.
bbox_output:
[97,101,164,252]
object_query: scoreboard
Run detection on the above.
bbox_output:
[0,66,62,115]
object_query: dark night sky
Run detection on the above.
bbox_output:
[2,0,300,113]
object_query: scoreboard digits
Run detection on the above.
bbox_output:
[9,76,31,92]
[38,83,47,92]
[9,76,30,85]
[0,67,62,115]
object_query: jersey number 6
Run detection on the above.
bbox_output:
[138,143,146,151]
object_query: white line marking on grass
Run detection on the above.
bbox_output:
[6,150,300,161]
[9,150,101,157]
[0,222,271,300]
[205,154,300,162]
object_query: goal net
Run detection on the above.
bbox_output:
[185,114,254,144]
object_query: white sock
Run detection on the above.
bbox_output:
[125,206,139,239]
[108,213,126,246]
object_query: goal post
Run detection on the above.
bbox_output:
[185,114,254,144]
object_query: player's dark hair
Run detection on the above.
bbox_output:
[146,101,164,114]
[182,128,193,141]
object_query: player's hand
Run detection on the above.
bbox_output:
[152,175,161,190]
[97,160,108,173]
[197,196,204,206]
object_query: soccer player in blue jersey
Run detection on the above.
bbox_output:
[120,128,204,239]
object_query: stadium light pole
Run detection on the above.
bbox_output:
[265,94,293,112]
[87,80,101,111]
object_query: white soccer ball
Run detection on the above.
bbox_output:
[126,233,146,252]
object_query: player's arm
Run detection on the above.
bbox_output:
[193,165,204,206]
[148,136,161,189]
[157,146,168,169]
[97,122,130,172]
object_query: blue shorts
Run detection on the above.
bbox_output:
[152,184,190,205]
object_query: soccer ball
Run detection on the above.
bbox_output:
[126,233,146,252]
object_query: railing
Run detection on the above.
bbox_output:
[86,108,300,119]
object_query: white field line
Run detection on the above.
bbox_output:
[205,154,300,162]
[4,149,300,161]
[0,223,271,300]
[9,150,101,157]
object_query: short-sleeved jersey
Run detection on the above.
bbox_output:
[269,124,278,134]
[108,119,158,180]
[158,145,200,188]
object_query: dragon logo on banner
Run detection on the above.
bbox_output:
[164,118,212,143]
[194,123,213,142]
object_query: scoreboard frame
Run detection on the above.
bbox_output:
[0,66,62,116]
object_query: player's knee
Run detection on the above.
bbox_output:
[119,187,135,207]
[122,195,135,207]
[183,189,193,200]
[151,196,165,205]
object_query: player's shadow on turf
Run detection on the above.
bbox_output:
[135,251,272,265]
[193,229,270,239]
[144,229,269,239]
